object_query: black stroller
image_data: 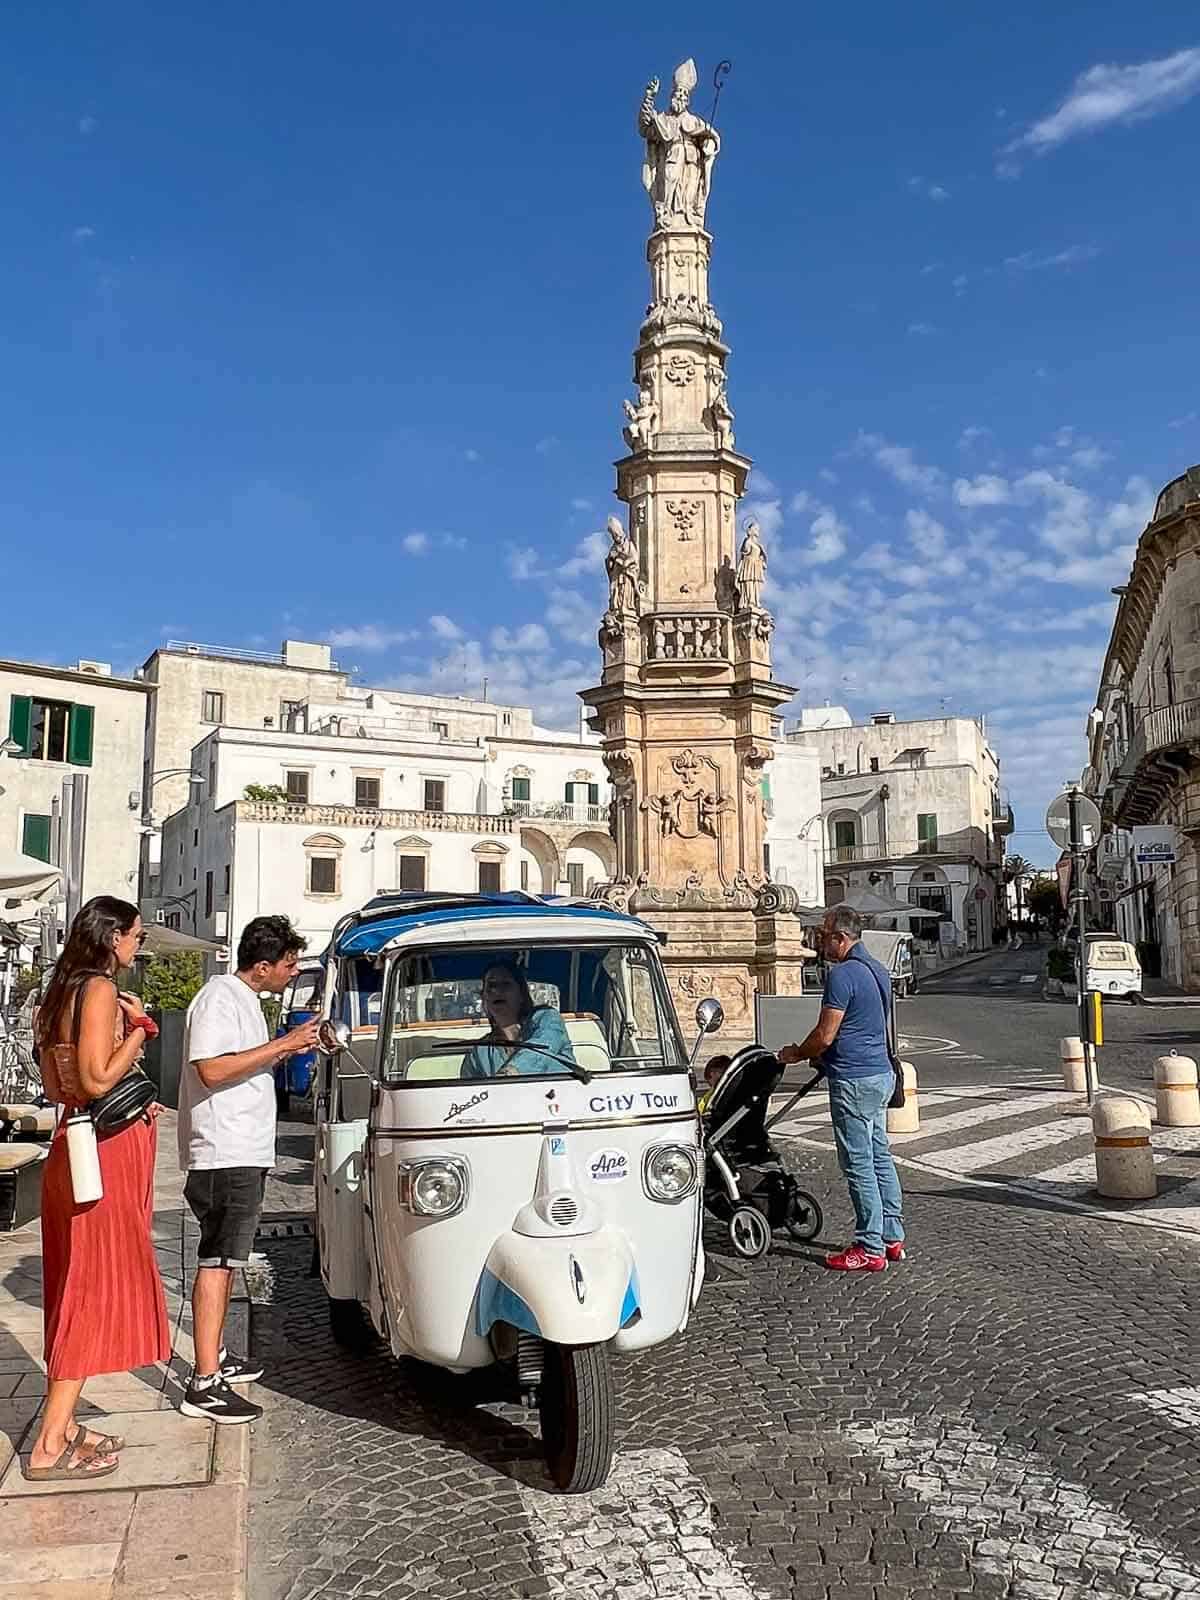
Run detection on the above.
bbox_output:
[702,1044,824,1259]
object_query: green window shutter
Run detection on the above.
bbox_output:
[22,814,51,862]
[564,781,574,802]
[67,703,94,766]
[511,777,530,802]
[587,784,599,806]
[7,695,32,755]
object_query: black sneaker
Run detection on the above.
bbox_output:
[218,1350,265,1386]
[180,1376,263,1424]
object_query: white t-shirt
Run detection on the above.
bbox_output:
[178,973,275,1171]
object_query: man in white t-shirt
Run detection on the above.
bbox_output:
[178,916,319,1424]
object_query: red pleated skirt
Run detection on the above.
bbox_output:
[41,1114,171,1380]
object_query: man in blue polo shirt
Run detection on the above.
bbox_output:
[780,906,905,1272]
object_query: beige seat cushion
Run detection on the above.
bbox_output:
[0,1143,46,1173]
[1,1106,55,1136]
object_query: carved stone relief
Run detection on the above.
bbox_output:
[664,354,696,386]
[641,747,734,840]
[648,613,727,662]
[665,497,702,539]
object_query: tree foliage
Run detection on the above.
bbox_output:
[136,952,205,1012]
[244,783,288,803]
[1026,876,1062,924]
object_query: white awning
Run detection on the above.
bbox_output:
[0,849,61,915]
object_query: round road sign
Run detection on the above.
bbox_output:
[1045,788,1101,851]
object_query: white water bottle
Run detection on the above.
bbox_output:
[66,1112,103,1204]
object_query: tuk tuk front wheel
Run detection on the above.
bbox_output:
[328,1294,373,1354]
[538,1341,614,1494]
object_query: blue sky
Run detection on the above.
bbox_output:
[5,4,1200,865]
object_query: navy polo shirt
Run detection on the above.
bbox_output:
[820,943,893,1080]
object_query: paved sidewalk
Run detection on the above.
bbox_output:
[0,1112,250,1598]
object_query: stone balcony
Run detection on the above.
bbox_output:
[1109,696,1200,827]
[505,800,611,826]
[235,802,516,834]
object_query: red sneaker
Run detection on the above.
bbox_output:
[884,1240,906,1263]
[825,1245,887,1272]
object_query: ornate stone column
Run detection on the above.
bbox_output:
[581,59,811,1031]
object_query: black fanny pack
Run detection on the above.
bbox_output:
[70,974,157,1132]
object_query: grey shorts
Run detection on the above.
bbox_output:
[185,1167,267,1268]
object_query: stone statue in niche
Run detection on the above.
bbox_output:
[707,370,735,450]
[715,555,738,612]
[605,515,641,615]
[622,386,658,452]
[639,60,721,232]
[736,519,767,610]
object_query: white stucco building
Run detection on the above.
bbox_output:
[156,678,616,951]
[2,656,151,909]
[762,737,825,905]
[782,706,1013,951]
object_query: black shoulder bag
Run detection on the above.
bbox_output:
[859,955,907,1110]
[72,975,157,1133]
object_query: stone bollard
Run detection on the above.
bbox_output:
[1092,1096,1157,1200]
[887,1062,919,1134]
[1059,1036,1087,1093]
[1154,1052,1200,1127]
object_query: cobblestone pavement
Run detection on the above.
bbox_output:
[245,1111,1200,1600]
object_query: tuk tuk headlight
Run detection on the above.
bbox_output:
[397,1157,469,1218]
[643,1143,700,1203]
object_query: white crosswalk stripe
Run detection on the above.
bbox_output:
[771,1080,1200,1232]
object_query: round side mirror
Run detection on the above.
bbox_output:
[317,1019,352,1055]
[695,997,724,1035]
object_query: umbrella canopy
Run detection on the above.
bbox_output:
[139,924,224,955]
[0,849,61,915]
[836,888,943,921]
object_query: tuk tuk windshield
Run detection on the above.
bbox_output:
[382,941,686,1084]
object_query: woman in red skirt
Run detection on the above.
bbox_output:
[27,896,170,1481]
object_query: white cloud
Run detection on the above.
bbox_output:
[748,470,778,497]
[907,322,937,337]
[79,115,97,135]
[491,623,550,653]
[954,473,1012,508]
[819,468,839,485]
[1004,244,1100,271]
[1004,48,1200,159]
[507,546,544,581]
[325,624,414,651]
[545,589,597,646]
[561,530,608,578]
[463,448,480,463]
[856,432,945,496]
[570,497,594,512]
[534,436,559,455]
[430,614,462,640]
[921,261,943,276]
[742,498,783,540]
[1069,445,1108,472]
[802,509,848,565]
[1169,411,1198,430]
[958,426,990,451]
[401,531,430,555]
[907,177,950,201]
[72,225,95,242]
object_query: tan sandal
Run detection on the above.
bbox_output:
[22,1441,119,1482]
[70,1424,126,1455]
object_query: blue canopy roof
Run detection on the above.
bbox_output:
[331,891,651,958]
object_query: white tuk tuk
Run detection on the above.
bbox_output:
[1084,936,1142,1000]
[311,891,715,1493]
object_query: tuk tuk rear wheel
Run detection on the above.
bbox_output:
[538,1342,613,1494]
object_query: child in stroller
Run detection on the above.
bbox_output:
[701,1044,824,1259]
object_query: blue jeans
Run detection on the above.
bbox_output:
[827,1072,904,1255]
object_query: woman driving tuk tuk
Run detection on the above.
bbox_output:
[461,960,578,1078]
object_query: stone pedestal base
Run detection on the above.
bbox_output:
[640,904,814,1036]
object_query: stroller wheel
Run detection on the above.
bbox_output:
[728,1206,771,1260]
[785,1189,824,1244]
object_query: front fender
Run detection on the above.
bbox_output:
[477,1226,639,1345]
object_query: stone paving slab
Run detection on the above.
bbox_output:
[0,1113,250,1598]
